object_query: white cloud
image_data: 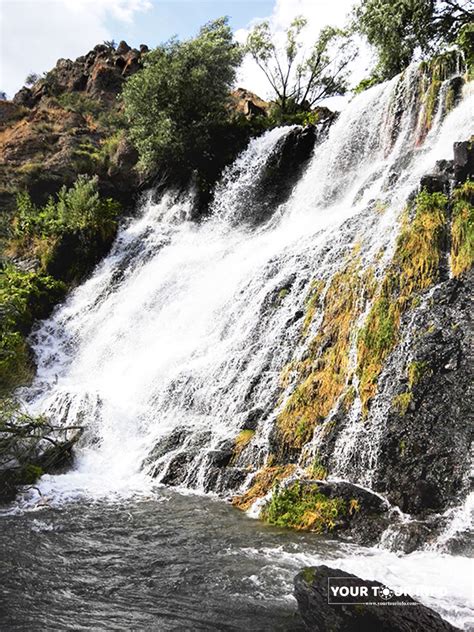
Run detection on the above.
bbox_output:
[0,0,151,98]
[235,0,373,107]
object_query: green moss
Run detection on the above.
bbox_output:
[407,361,430,388]
[451,179,474,277]
[261,481,346,533]
[278,263,361,450]
[305,456,328,480]
[302,279,324,335]
[301,567,316,584]
[393,392,412,416]
[357,189,447,414]
[232,429,255,461]
[232,464,296,511]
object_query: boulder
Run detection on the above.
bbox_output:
[294,566,460,632]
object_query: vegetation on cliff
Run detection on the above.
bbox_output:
[1,176,119,394]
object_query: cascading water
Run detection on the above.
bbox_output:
[5,60,473,630]
[22,61,473,503]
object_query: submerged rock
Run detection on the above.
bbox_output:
[294,565,460,631]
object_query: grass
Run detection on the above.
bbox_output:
[232,429,255,462]
[277,262,361,450]
[261,481,346,533]
[302,279,325,336]
[357,189,447,414]
[231,464,296,512]
[450,179,474,277]
[393,392,412,416]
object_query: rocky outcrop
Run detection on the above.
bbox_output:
[229,88,269,119]
[306,481,391,545]
[1,42,148,214]
[294,566,459,632]
[373,270,473,514]
[12,42,146,108]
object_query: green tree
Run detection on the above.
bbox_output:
[353,0,473,79]
[122,17,243,175]
[246,17,356,117]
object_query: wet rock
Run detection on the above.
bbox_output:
[294,566,460,631]
[453,138,474,183]
[381,521,437,554]
[374,270,474,514]
[419,173,449,194]
[241,408,264,431]
[0,427,82,504]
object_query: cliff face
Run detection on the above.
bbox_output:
[0,42,148,216]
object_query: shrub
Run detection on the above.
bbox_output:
[14,175,119,244]
[0,266,66,393]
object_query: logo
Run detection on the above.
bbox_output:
[328,577,416,606]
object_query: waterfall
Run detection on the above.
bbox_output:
[23,61,473,507]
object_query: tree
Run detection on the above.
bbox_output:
[122,17,243,175]
[246,17,356,116]
[25,73,40,86]
[0,92,6,101]
[353,0,473,79]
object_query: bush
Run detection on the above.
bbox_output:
[122,17,243,176]
[0,266,66,393]
[14,175,119,242]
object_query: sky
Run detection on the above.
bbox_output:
[0,0,370,100]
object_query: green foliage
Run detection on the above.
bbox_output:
[14,175,119,243]
[122,17,243,175]
[457,23,474,78]
[246,18,356,117]
[353,74,382,94]
[305,456,328,480]
[262,481,346,532]
[0,266,66,393]
[25,72,40,87]
[407,361,431,388]
[353,0,473,79]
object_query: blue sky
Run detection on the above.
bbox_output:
[1,0,362,99]
[110,1,274,49]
